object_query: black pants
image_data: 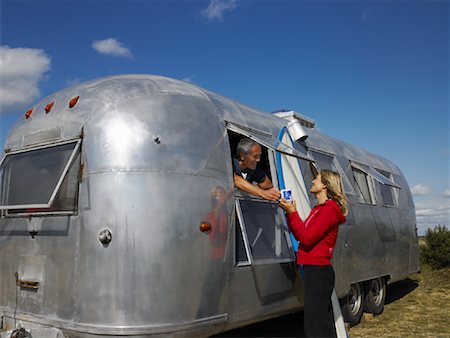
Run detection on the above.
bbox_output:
[303,265,337,338]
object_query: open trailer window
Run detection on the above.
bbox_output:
[298,158,318,204]
[309,149,354,195]
[235,198,293,265]
[0,140,81,215]
[374,168,399,207]
[351,165,376,205]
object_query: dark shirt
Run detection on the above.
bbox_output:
[232,158,266,184]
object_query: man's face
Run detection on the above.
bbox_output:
[242,144,262,170]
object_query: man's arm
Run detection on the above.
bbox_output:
[234,174,280,201]
[258,176,273,190]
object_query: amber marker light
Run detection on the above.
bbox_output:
[199,221,212,233]
[25,108,33,120]
[45,101,55,114]
[69,96,80,108]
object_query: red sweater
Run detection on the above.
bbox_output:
[287,200,346,266]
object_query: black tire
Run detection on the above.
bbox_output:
[364,277,386,315]
[340,283,364,326]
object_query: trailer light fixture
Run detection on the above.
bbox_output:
[69,95,80,108]
[45,101,55,114]
[199,222,212,233]
[25,108,33,119]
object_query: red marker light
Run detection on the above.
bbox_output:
[25,109,33,119]
[199,221,212,233]
[69,96,79,108]
[45,102,54,114]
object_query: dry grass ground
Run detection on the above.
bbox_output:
[348,265,450,338]
[217,265,450,337]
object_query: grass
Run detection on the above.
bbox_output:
[348,265,450,338]
[217,264,450,337]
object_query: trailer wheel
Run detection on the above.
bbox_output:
[340,283,364,326]
[364,277,386,315]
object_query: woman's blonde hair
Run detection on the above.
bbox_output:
[320,169,348,216]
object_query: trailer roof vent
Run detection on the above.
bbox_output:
[272,109,315,142]
[271,109,316,129]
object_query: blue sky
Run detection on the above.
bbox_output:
[0,0,448,235]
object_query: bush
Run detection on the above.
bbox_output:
[421,225,450,269]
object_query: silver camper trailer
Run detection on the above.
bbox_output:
[0,74,419,337]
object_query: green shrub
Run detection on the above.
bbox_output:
[421,225,450,269]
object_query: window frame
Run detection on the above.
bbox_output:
[0,139,81,215]
[226,121,312,161]
[227,125,298,267]
[234,197,295,266]
[308,148,355,195]
[350,162,377,205]
[374,168,400,207]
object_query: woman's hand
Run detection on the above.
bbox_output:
[279,198,297,214]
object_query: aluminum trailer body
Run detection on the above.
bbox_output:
[0,74,419,337]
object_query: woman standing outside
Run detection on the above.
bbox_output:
[279,169,348,338]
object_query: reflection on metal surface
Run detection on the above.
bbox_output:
[104,116,148,168]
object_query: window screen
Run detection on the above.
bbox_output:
[237,199,293,264]
[0,141,80,213]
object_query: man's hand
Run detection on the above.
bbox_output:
[259,187,281,201]
[234,174,281,201]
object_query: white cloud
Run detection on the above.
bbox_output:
[201,0,237,21]
[411,184,432,196]
[0,45,51,111]
[92,38,132,58]
[444,189,450,197]
[415,203,449,231]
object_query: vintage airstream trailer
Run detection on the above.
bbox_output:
[0,74,419,337]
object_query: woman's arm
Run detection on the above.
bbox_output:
[279,198,338,251]
[286,207,338,251]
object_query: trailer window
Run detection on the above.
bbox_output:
[375,169,398,207]
[298,159,318,204]
[0,141,80,214]
[235,198,293,265]
[309,150,354,194]
[351,167,375,204]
